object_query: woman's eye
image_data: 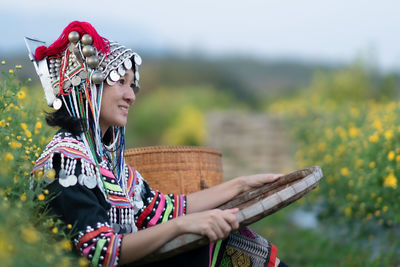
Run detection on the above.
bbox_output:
[119,79,125,84]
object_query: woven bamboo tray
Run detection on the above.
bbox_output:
[125,146,223,194]
[135,166,323,264]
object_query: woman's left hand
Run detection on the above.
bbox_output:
[238,173,282,193]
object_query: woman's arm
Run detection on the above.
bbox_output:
[186,173,281,213]
[119,208,240,264]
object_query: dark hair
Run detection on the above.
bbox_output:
[45,102,85,136]
[45,101,114,145]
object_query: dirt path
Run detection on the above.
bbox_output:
[206,111,296,180]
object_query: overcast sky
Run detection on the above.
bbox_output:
[1,0,399,70]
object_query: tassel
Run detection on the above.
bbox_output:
[35,21,110,60]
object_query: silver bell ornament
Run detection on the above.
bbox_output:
[87,56,99,68]
[91,72,105,84]
[81,34,93,45]
[68,31,80,43]
[82,45,95,57]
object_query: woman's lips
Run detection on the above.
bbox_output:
[119,105,129,115]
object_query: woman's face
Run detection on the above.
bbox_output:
[99,68,136,133]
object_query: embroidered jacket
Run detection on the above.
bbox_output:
[32,131,186,266]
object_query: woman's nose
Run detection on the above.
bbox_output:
[124,86,136,105]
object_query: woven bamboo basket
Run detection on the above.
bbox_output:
[125,146,223,194]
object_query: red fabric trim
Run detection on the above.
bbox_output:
[268,243,278,267]
[136,191,159,228]
[77,226,113,250]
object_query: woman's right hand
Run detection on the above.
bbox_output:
[175,208,240,242]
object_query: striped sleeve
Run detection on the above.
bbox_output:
[133,170,187,229]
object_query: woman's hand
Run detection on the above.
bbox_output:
[175,208,240,242]
[238,173,282,192]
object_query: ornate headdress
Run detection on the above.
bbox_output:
[25,21,142,183]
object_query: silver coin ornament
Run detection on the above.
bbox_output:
[123,59,132,70]
[53,98,62,110]
[106,77,116,86]
[112,223,121,233]
[59,169,67,179]
[82,45,95,57]
[68,31,80,43]
[71,76,82,86]
[83,175,97,189]
[87,56,99,68]
[118,65,126,76]
[67,174,78,186]
[134,54,142,65]
[92,72,105,84]
[59,177,69,187]
[78,174,86,185]
[135,70,140,81]
[109,70,120,82]
[79,70,88,79]
[81,34,93,45]
[63,80,72,89]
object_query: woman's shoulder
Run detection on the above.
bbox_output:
[32,130,94,176]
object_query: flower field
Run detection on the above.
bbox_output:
[0,64,83,266]
[268,63,400,262]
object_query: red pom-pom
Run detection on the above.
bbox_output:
[34,21,110,60]
[34,46,48,61]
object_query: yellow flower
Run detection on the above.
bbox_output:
[4,153,14,161]
[341,167,350,176]
[384,130,394,140]
[24,130,32,138]
[383,206,388,212]
[15,65,22,69]
[60,239,73,251]
[375,210,381,216]
[37,194,45,201]
[20,193,26,202]
[43,189,49,195]
[1,60,5,65]
[349,127,359,138]
[52,227,58,234]
[35,121,42,129]
[79,257,89,267]
[373,120,382,131]
[17,90,26,99]
[369,133,379,143]
[9,141,22,149]
[21,226,40,244]
[388,151,395,161]
[67,224,73,229]
[370,192,376,198]
[369,161,376,168]
[46,169,56,181]
[8,69,13,74]
[0,120,5,127]
[344,207,352,216]
[384,172,397,188]
[20,123,28,130]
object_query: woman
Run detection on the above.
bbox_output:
[30,21,288,267]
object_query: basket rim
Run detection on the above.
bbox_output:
[125,145,222,156]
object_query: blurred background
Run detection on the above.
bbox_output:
[1,0,399,265]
